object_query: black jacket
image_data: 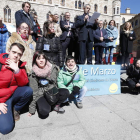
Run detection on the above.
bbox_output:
[120,30,136,53]
[75,14,98,42]
[36,35,63,67]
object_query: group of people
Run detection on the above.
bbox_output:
[0,1,137,135]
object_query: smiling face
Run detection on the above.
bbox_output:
[47,23,55,34]
[65,12,70,21]
[36,55,46,69]
[109,20,115,26]
[66,59,76,70]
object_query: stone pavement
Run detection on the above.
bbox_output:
[1,86,140,140]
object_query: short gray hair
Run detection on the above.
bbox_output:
[83,4,91,9]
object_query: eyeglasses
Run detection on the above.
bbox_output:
[20,26,29,31]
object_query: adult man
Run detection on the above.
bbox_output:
[75,4,98,64]
[60,12,74,60]
[15,2,37,41]
[0,43,33,135]
[93,20,108,64]
[54,14,59,24]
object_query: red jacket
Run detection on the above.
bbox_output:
[0,53,29,103]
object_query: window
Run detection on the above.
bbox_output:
[78,1,82,9]
[104,6,107,14]
[48,0,52,4]
[28,0,36,1]
[46,11,51,20]
[117,7,119,14]
[4,5,11,23]
[75,1,77,8]
[94,4,98,12]
[135,20,138,26]
[122,17,125,24]
[60,13,64,21]
[113,8,115,14]
[60,0,65,6]
[132,22,134,27]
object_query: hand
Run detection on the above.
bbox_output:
[0,103,7,115]
[37,34,42,37]
[30,31,33,34]
[64,25,70,28]
[136,83,140,87]
[84,15,89,21]
[130,37,133,40]
[100,37,103,41]
[28,113,33,117]
[109,37,113,40]
[5,59,19,73]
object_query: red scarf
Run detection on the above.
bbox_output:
[18,31,29,41]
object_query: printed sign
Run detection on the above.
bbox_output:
[79,65,121,96]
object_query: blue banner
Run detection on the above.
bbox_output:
[79,65,121,96]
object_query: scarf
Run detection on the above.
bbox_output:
[65,65,78,75]
[18,31,29,41]
[108,25,114,30]
[123,30,132,37]
[32,61,52,78]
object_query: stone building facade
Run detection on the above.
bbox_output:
[0,0,121,29]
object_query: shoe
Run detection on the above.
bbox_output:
[13,108,20,121]
[54,105,65,114]
[62,101,70,106]
[76,102,83,109]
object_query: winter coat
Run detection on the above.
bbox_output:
[28,64,59,114]
[127,64,140,83]
[6,32,36,73]
[120,30,136,53]
[93,28,108,47]
[0,24,9,54]
[105,26,118,48]
[36,35,63,67]
[57,65,85,93]
[54,23,62,37]
[0,53,29,103]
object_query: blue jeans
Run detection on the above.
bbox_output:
[0,86,33,135]
[64,86,87,103]
[105,46,114,63]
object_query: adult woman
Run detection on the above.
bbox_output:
[57,56,87,109]
[6,22,36,73]
[28,51,69,117]
[126,59,140,94]
[120,22,136,68]
[48,14,62,37]
[36,21,63,67]
[105,20,118,64]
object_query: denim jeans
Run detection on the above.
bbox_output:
[105,46,114,63]
[64,86,87,103]
[0,86,33,135]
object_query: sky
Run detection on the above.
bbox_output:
[121,0,140,14]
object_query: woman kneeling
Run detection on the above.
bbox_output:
[28,51,69,118]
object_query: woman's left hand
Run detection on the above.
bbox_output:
[136,83,140,87]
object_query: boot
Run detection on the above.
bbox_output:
[54,105,65,114]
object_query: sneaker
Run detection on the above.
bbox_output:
[54,105,65,114]
[13,109,20,121]
[76,102,83,109]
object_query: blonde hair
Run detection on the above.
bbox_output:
[123,22,133,31]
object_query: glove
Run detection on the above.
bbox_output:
[73,86,80,95]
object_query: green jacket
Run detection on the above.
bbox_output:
[28,64,59,114]
[57,66,85,93]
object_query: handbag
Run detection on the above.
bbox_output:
[43,85,59,106]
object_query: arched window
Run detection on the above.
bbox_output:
[113,8,115,14]
[104,6,107,14]
[135,20,138,26]
[132,22,134,27]
[78,1,82,9]
[117,7,119,14]
[94,4,98,12]
[60,13,64,21]
[28,0,36,1]
[48,0,52,4]
[4,5,11,23]
[46,11,51,20]
[61,0,65,6]
[75,1,77,8]
[122,17,125,24]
